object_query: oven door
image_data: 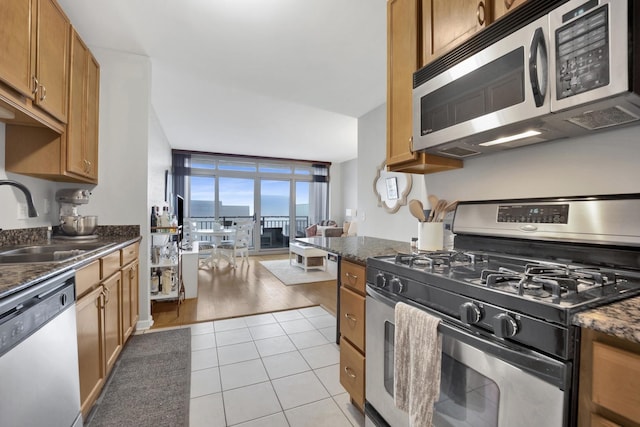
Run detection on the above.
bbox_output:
[365,285,567,427]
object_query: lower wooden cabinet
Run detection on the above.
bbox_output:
[340,336,366,411]
[76,285,104,418]
[75,243,140,419]
[578,328,640,427]
[339,260,366,412]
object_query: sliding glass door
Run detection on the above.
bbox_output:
[174,152,329,253]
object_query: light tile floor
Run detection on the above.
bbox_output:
[183,306,365,427]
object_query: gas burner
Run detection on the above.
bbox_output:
[393,251,486,273]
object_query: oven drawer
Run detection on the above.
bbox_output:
[340,336,365,410]
[340,286,365,352]
[341,260,366,294]
[592,341,640,423]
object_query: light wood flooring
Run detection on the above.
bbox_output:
[150,254,337,329]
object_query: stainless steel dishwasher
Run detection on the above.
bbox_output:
[0,269,83,427]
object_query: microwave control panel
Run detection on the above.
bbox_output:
[555,3,609,99]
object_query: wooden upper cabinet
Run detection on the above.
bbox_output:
[492,0,529,21]
[0,0,37,99]
[34,0,70,122]
[67,29,100,182]
[386,0,463,174]
[387,0,419,167]
[422,0,490,65]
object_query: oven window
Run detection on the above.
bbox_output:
[384,320,500,426]
[434,354,500,427]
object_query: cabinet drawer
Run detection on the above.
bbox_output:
[590,413,621,427]
[592,341,640,422]
[121,242,139,266]
[340,286,365,352]
[101,250,121,279]
[340,337,365,410]
[76,260,100,297]
[341,260,366,294]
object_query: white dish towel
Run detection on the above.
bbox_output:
[394,302,442,427]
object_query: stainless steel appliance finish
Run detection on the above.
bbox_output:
[364,194,640,427]
[0,270,82,427]
[366,287,565,427]
[412,0,640,159]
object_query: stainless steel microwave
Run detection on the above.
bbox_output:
[412,0,640,159]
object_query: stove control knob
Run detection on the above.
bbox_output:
[492,313,518,338]
[376,273,387,288]
[459,302,482,325]
[390,277,404,293]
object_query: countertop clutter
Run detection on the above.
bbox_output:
[0,225,141,298]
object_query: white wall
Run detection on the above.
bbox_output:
[339,158,358,225]
[357,104,425,242]
[0,122,63,228]
[148,106,172,210]
[356,103,640,245]
[422,126,640,200]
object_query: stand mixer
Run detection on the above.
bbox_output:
[55,189,98,238]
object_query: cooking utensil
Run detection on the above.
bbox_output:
[443,200,459,215]
[428,194,439,210]
[409,199,427,222]
[432,200,447,222]
[60,215,98,236]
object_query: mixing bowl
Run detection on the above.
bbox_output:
[60,215,98,236]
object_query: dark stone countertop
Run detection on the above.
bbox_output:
[0,225,141,300]
[573,296,640,344]
[295,236,411,265]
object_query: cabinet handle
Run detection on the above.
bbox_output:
[31,76,39,95]
[345,272,358,281]
[344,366,357,379]
[103,286,110,304]
[39,84,47,102]
[504,0,515,9]
[344,313,357,322]
[477,1,486,26]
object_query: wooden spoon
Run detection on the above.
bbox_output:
[409,199,427,222]
[427,194,439,210]
[432,199,447,222]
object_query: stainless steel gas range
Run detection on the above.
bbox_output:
[364,194,640,427]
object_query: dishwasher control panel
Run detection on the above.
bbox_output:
[0,273,75,357]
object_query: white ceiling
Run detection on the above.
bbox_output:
[57,0,388,163]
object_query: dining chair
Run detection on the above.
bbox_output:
[217,219,253,268]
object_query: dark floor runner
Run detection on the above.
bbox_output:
[86,328,191,427]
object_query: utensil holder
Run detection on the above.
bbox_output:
[418,222,444,251]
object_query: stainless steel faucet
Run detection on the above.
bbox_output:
[0,180,38,217]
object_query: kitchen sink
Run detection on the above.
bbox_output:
[0,242,113,264]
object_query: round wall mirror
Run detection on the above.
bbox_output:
[373,161,412,213]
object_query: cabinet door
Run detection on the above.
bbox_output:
[66,29,88,178]
[103,273,122,375]
[340,286,365,352]
[84,52,100,180]
[387,0,420,166]
[34,0,69,122]
[0,0,36,98]
[76,286,104,419]
[121,260,139,342]
[492,0,528,21]
[423,0,489,65]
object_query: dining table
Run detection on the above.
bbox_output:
[192,227,236,267]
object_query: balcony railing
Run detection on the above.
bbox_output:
[187,216,309,249]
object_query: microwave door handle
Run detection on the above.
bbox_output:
[529,27,548,107]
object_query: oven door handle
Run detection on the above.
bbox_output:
[366,285,569,389]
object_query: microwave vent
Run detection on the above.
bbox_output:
[438,146,480,158]
[566,106,639,130]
